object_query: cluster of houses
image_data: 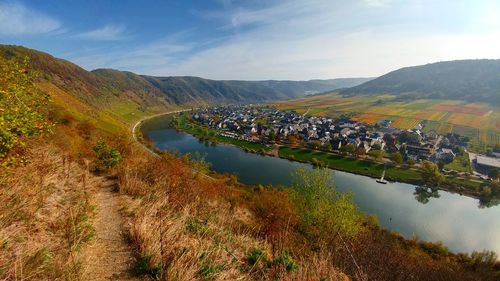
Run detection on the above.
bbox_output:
[192,105,467,164]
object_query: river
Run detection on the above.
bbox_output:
[141,115,500,256]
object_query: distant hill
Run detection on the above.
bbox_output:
[136,75,372,105]
[0,45,369,109]
[340,60,500,104]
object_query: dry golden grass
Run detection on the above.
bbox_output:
[0,143,95,280]
[117,151,350,281]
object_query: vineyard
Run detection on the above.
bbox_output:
[276,93,500,150]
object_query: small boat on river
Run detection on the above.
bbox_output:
[376,164,388,184]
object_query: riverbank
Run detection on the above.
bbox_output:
[170,113,496,202]
[131,108,192,156]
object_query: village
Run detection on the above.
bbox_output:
[191,105,500,180]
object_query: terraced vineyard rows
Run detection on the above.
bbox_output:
[276,93,500,149]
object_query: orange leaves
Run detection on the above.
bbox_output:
[252,188,298,242]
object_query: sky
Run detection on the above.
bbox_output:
[0,0,499,80]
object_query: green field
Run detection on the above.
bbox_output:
[276,93,500,151]
[278,147,487,193]
[444,154,472,173]
[278,147,421,183]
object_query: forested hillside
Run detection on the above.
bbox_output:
[341,60,500,104]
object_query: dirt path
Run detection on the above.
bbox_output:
[81,179,147,281]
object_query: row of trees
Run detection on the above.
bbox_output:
[309,140,414,167]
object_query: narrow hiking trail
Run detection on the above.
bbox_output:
[82,179,147,281]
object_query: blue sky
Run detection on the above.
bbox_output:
[1,0,499,80]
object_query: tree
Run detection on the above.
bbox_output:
[369,149,385,161]
[309,140,321,150]
[407,159,416,167]
[287,134,299,145]
[391,152,403,165]
[289,168,361,240]
[371,143,382,150]
[420,161,445,187]
[437,161,445,170]
[322,142,332,152]
[268,130,276,142]
[399,131,420,144]
[481,186,492,197]
[0,57,52,160]
[489,180,500,195]
[356,147,367,158]
[340,143,356,155]
[488,169,499,181]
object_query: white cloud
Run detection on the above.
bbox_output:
[75,24,129,41]
[69,32,194,71]
[71,0,500,80]
[142,0,500,80]
[363,0,394,8]
[0,1,61,36]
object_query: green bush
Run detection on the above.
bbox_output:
[290,168,362,240]
[268,251,298,272]
[246,248,265,265]
[91,139,122,172]
[0,57,52,161]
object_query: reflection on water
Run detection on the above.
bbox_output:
[414,186,440,204]
[143,125,500,256]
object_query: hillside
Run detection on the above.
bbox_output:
[139,75,372,104]
[1,45,171,109]
[1,45,369,112]
[340,60,500,104]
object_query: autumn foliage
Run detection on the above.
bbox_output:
[115,146,500,281]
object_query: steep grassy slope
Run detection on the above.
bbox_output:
[1,45,175,133]
[1,45,170,108]
[341,60,500,105]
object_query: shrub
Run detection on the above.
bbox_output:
[268,251,298,272]
[91,139,122,172]
[252,188,298,243]
[247,248,265,266]
[289,168,362,241]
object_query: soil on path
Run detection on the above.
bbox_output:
[81,179,148,281]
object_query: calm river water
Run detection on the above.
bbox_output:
[141,116,500,256]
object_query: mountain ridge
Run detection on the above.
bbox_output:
[340,59,500,104]
[0,44,370,108]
